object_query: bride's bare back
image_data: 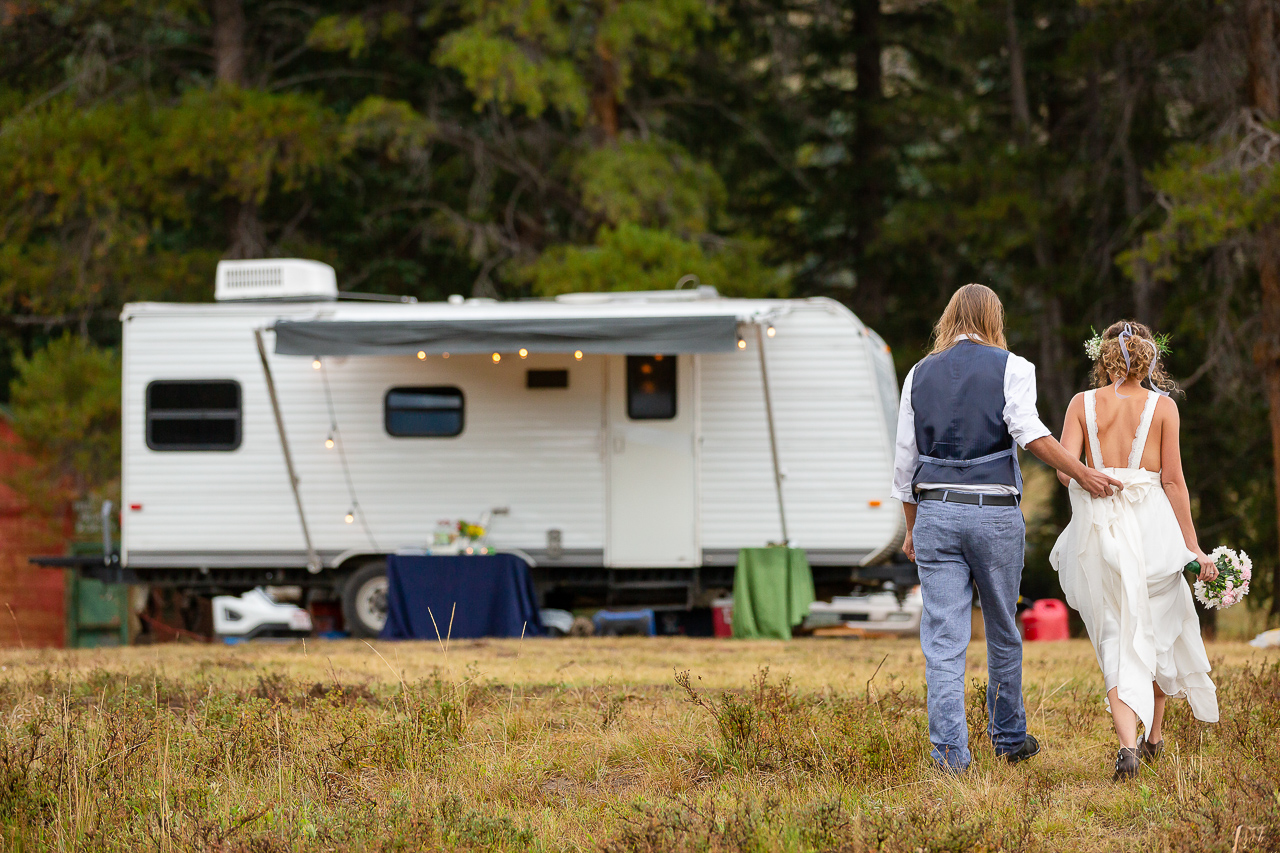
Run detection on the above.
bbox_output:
[1087,386,1167,472]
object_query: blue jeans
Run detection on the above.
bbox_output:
[913,498,1028,769]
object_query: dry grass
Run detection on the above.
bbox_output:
[0,636,1275,851]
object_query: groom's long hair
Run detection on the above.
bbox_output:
[928,284,1009,355]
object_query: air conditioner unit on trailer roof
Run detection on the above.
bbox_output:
[214,259,338,302]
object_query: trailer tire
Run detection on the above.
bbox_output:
[342,560,388,638]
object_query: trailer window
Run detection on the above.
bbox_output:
[626,355,676,419]
[527,369,569,389]
[146,380,242,451]
[385,387,464,437]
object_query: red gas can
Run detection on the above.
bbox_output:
[712,597,734,638]
[1022,599,1070,641]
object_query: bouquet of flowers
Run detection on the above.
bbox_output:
[1184,547,1252,609]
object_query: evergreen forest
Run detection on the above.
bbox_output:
[2,0,1278,618]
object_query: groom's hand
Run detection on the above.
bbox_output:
[902,529,916,562]
[1025,437,1124,498]
[1077,466,1124,498]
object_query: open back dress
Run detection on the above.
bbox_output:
[1049,389,1218,731]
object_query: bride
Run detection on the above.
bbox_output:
[1049,320,1219,781]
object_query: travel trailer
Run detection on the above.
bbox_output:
[74,259,907,635]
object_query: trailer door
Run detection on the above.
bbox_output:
[605,354,698,567]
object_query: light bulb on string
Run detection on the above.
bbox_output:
[737,337,747,349]
[574,350,583,360]
[344,509,355,524]
[519,348,529,359]
[417,351,426,360]
[442,352,450,359]
[325,434,335,449]
[492,352,501,363]
[312,359,322,370]
[766,326,776,338]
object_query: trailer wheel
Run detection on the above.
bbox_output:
[342,560,388,638]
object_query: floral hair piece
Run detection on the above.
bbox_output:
[1083,326,1172,362]
[1084,329,1103,361]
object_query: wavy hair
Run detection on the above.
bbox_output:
[1092,320,1180,396]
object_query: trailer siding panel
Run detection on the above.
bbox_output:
[698,302,900,556]
[122,296,901,571]
[123,311,606,561]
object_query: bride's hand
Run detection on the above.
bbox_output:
[1194,550,1217,582]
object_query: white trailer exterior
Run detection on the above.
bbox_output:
[118,261,905,634]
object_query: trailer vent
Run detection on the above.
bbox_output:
[214,259,338,302]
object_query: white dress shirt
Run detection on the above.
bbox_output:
[891,336,1052,504]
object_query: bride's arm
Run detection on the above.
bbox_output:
[1159,398,1217,579]
[1055,394,1087,488]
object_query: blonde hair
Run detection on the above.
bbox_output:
[1092,320,1179,395]
[928,284,1008,355]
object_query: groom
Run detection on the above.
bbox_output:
[891,284,1122,772]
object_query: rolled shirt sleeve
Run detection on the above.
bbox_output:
[1003,354,1052,448]
[890,366,919,504]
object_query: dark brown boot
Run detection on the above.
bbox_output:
[1137,734,1163,762]
[1113,747,1139,781]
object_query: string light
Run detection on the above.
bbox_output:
[766,326,776,338]
[518,348,529,358]
[492,352,501,363]
[737,337,747,349]
[312,359,322,370]
[574,350,583,360]
[417,351,426,360]
[442,352,450,359]
[344,509,355,524]
[325,434,335,449]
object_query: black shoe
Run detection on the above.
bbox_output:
[1113,747,1140,781]
[1003,734,1041,764]
[1137,735,1163,762]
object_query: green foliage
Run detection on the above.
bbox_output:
[160,87,339,205]
[576,139,726,233]
[436,16,588,119]
[341,97,435,162]
[523,223,784,297]
[6,335,120,498]
[1124,120,1280,279]
[435,0,709,119]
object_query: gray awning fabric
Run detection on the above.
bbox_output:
[272,315,741,356]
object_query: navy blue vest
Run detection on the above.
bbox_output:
[910,341,1022,493]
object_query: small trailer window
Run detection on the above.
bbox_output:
[146,380,242,451]
[626,355,676,419]
[385,387,464,437]
[527,369,569,389]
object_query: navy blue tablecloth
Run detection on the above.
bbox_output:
[380,554,543,640]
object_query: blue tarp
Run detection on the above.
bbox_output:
[380,554,543,640]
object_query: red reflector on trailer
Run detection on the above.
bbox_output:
[130,503,143,511]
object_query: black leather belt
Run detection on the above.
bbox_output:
[918,489,1019,507]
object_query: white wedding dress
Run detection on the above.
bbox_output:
[1049,389,1218,731]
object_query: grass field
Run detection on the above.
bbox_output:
[0,636,1276,852]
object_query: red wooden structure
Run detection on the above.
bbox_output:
[0,420,68,647]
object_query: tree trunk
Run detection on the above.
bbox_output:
[1258,230,1280,617]
[1246,0,1280,616]
[1115,44,1155,325]
[1006,0,1032,134]
[211,0,265,258]
[211,0,245,85]
[850,0,885,319]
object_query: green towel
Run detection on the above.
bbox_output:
[730,547,814,640]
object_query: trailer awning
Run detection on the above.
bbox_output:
[271,315,742,356]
